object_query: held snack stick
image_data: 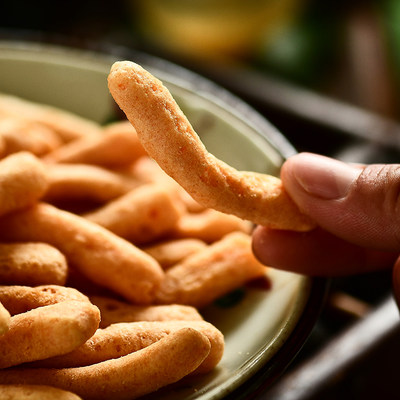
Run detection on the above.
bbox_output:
[108,61,316,231]
[31,320,224,374]
[0,243,68,286]
[0,203,164,304]
[0,301,100,369]
[0,328,211,400]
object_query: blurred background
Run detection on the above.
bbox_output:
[1,1,400,399]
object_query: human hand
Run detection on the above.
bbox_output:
[251,152,400,303]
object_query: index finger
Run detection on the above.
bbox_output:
[252,226,397,276]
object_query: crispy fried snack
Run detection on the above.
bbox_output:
[31,320,224,374]
[0,152,48,217]
[0,328,211,400]
[142,238,207,269]
[171,208,253,243]
[0,385,83,400]
[84,183,183,244]
[108,61,315,231]
[0,243,68,286]
[0,203,164,304]
[0,301,10,336]
[90,295,203,328]
[44,120,147,166]
[156,232,267,308]
[43,163,139,204]
[0,117,62,156]
[0,301,100,369]
[0,285,90,315]
[0,93,101,142]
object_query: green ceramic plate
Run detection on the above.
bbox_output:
[0,40,326,399]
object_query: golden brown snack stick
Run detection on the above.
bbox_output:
[130,156,206,213]
[142,238,207,269]
[0,203,164,304]
[108,61,315,231]
[90,295,203,328]
[0,243,68,286]
[172,208,253,243]
[0,300,100,369]
[0,117,62,156]
[0,93,102,142]
[0,385,83,400]
[0,328,211,400]
[32,320,224,374]
[84,183,183,244]
[43,119,147,166]
[156,232,267,308]
[0,152,48,217]
[0,301,10,336]
[0,285,90,315]
[43,163,139,204]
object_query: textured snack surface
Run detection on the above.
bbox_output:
[108,61,315,231]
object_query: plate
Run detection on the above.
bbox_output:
[0,40,327,399]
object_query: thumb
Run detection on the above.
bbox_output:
[282,152,400,251]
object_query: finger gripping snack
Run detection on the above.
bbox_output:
[108,61,316,231]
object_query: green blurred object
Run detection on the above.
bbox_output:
[381,0,400,89]
[254,2,341,87]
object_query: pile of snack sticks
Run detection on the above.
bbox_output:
[0,92,268,399]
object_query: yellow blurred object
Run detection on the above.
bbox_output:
[133,0,306,62]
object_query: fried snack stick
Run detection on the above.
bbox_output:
[43,119,147,166]
[0,301,100,369]
[0,385,83,400]
[0,243,68,286]
[108,61,315,231]
[90,295,203,328]
[130,155,206,213]
[0,328,211,400]
[172,208,253,243]
[0,117,62,156]
[84,183,183,244]
[156,232,267,308]
[0,285,90,315]
[142,238,207,269]
[43,163,139,204]
[0,152,48,217]
[0,301,10,335]
[0,93,101,142]
[32,320,224,374]
[0,203,164,304]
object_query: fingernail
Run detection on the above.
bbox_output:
[291,153,362,200]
